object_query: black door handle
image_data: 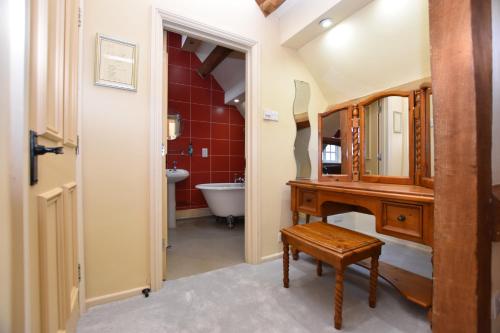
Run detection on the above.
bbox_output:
[34,145,64,156]
[30,130,64,185]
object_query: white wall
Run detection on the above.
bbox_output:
[298,0,430,104]
[81,0,328,301]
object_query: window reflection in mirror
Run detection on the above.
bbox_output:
[363,96,409,177]
[293,80,312,179]
[322,110,349,175]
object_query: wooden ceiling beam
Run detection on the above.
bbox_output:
[255,0,286,17]
[181,36,202,53]
[196,46,232,79]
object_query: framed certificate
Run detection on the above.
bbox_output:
[95,34,138,91]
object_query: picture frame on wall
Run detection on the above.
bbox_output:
[393,111,402,133]
[95,34,138,91]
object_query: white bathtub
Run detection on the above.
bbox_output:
[196,183,245,219]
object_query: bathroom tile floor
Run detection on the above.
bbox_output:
[166,216,245,280]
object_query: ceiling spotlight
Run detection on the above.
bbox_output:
[319,18,333,29]
[234,99,240,103]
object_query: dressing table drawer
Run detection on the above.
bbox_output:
[298,190,317,213]
[381,202,423,241]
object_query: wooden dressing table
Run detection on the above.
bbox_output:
[288,84,435,313]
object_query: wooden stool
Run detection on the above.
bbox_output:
[281,222,384,330]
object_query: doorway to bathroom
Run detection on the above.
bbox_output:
[162,29,247,280]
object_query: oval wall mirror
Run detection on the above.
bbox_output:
[293,80,312,179]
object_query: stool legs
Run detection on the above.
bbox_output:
[292,248,299,260]
[369,255,379,308]
[283,240,290,288]
[334,267,345,330]
[316,260,323,276]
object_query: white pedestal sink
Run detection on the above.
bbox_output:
[166,168,189,228]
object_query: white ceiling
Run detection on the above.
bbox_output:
[275,0,373,49]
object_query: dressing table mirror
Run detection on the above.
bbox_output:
[318,105,352,181]
[293,80,312,179]
[290,83,434,314]
[359,92,415,184]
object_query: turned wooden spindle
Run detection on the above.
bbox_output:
[334,268,345,330]
[415,91,423,184]
[352,106,360,181]
[283,239,290,288]
[369,255,379,308]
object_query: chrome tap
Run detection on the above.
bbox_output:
[234,173,245,183]
[173,160,177,171]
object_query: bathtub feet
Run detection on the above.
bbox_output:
[226,215,235,229]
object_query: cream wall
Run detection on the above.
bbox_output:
[1,0,28,331]
[82,0,151,300]
[0,18,14,331]
[298,0,430,104]
[81,0,328,301]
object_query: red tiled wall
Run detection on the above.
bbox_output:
[166,32,245,211]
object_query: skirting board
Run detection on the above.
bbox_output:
[85,285,150,308]
[261,252,283,263]
[176,208,212,220]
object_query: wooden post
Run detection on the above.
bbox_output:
[429,0,492,331]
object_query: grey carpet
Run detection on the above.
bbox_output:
[77,243,431,333]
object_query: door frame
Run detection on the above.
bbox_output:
[149,7,262,290]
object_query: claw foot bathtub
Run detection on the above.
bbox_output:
[195,183,244,228]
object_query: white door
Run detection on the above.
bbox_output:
[29,0,81,332]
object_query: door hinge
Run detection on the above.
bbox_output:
[78,263,81,282]
[76,135,80,155]
[78,7,82,28]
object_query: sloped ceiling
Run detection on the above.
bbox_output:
[281,0,431,104]
[192,40,246,116]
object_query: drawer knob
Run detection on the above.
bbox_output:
[397,215,406,222]
[306,198,312,203]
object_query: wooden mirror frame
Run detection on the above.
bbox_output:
[358,90,415,185]
[419,84,434,189]
[318,103,353,182]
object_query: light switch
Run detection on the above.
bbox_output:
[263,108,279,121]
[202,148,208,158]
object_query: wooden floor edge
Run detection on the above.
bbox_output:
[355,259,432,309]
